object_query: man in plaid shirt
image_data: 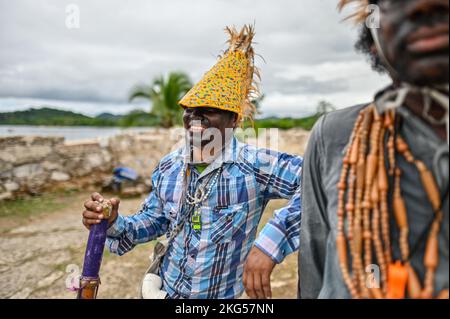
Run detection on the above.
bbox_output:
[81,25,303,299]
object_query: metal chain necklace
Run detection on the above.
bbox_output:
[182,166,223,232]
[185,167,222,206]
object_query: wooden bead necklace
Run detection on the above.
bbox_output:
[337,104,449,299]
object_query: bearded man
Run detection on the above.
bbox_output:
[298,0,449,299]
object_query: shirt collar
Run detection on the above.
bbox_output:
[177,135,243,177]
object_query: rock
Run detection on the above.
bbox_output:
[85,153,104,169]
[42,161,62,171]
[0,162,13,180]
[0,151,16,163]
[22,136,64,146]
[101,149,113,165]
[3,182,19,192]
[27,175,48,189]
[1,145,53,166]
[50,171,70,182]
[13,163,43,179]
[136,184,148,194]
[0,192,13,201]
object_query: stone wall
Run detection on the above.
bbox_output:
[0,137,113,200]
[0,128,309,201]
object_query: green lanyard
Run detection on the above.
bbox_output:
[191,207,202,231]
[187,166,222,233]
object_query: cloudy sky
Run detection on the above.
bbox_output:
[0,0,390,117]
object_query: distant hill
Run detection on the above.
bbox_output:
[95,112,123,121]
[0,107,118,126]
[0,107,320,130]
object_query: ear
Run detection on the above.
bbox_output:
[232,113,239,129]
[370,43,377,55]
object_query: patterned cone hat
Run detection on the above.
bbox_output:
[179,25,259,121]
[338,0,370,23]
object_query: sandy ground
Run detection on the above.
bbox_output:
[0,192,298,299]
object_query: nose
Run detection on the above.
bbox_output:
[407,0,449,20]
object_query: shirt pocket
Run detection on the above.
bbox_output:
[219,174,259,206]
[209,202,249,244]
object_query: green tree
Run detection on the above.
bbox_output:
[316,100,336,115]
[119,109,160,127]
[129,72,192,128]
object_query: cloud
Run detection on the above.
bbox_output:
[0,0,390,117]
[265,74,350,95]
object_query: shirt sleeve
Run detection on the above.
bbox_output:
[106,164,170,256]
[254,187,302,264]
[297,115,331,298]
[261,151,303,201]
[254,151,303,264]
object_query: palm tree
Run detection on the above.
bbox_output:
[129,72,192,128]
[252,94,265,113]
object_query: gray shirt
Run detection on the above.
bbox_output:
[298,103,449,299]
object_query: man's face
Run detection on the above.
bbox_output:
[182,106,238,150]
[377,0,449,85]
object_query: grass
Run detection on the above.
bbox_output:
[0,189,79,219]
[244,114,321,131]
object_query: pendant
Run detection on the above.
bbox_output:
[196,189,205,202]
[387,261,408,299]
[191,210,202,232]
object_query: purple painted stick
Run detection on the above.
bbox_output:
[77,201,112,299]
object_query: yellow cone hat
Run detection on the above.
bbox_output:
[179,25,259,121]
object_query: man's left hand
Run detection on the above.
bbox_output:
[243,246,276,299]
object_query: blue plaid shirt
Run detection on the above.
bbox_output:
[106,136,302,299]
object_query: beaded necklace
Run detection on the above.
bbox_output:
[336,104,449,299]
[181,166,223,232]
